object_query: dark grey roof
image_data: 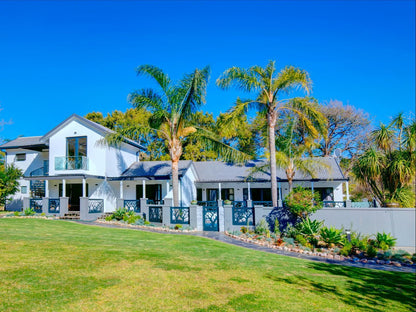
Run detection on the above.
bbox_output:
[192,158,346,182]
[0,136,48,151]
[41,114,145,150]
[118,160,193,180]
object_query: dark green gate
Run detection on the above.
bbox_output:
[203,206,219,231]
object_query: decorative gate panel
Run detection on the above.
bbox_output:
[149,206,162,223]
[203,206,219,231]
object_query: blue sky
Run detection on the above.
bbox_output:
[0,0,414,140]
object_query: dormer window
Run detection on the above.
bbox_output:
[16,153,26,161]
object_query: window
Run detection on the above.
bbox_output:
[21,186,27,194]
[16,153,26,161]
[245,188,272,201]
[67,137,87,157]
[197,189,203,201]
[207,188,234,201]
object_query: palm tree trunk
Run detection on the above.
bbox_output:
[170,139,182,207]
[171,159,179,207]
[268,112,278,207]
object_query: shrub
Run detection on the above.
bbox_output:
[24,207,36,216]
[105,215,113,221]
[374,232,397,250]
[282,237,295,246]
[295,218,323,246]
[174,224,182,230]
[40,212,45,216]
[320,226,344,247]
[13,211,20,216]
[391,250,411,262]
[144,220,150,225]
[240,226,248,234]
[134,218,145,226]
[255,218,269,235]
[274,218,280,236]
[340,243,352,256]
[282,224,297,238]
[366,244,378,258]
[295,234,312,249]
[284,186,322,219]
[113,207,128,221]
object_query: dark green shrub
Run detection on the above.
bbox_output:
[320,226,344,247]
[366,244,378,258]
[284,186,322,219]
[374,232,397,250]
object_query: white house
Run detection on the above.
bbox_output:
[1,114,349,226]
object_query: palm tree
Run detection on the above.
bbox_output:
[128,65,248,206]
[353,114,416,207]
[217,60,326,207]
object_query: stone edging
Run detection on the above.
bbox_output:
[95,219,198,233]
[225,232,415,269]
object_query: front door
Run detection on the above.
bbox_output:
[59,183,86,211]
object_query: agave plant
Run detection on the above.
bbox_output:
[319,226,344,247]
[295,218,323,246]
[375,232,397,250]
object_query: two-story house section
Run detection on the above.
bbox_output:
[1,114,144,212]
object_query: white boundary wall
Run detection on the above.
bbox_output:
[311,208,415,249]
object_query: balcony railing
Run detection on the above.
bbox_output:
[55,156,88,170]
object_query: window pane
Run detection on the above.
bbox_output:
[16,153,26,161]
[78,137,87,157]
[67,138,76,157]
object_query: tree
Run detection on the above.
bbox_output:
[352,114,416,207]
[217,60,326,207]
[129,65,248,206]
[0,164,22,206]
[317,100,371,159]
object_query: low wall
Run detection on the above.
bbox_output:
[310,208,415,248]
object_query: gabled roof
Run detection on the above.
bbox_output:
[0,136,48,151]
[41,114,145,150]
[192,157,346,182]
[116,160,193,180]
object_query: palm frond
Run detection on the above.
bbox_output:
[194,127,252,163]
[372,123,394,152]
[217,98,259,129]
[272,66,312,95]
[128,88,164,111]
[135,65,171,94]
[216,66,262,91]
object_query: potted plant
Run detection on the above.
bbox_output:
[223,199,232,205]
[190,200,198,205]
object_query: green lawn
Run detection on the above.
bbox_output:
[0,219,414,312]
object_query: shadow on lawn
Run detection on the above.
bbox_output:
[265,262,415,311]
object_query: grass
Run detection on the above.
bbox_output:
[0,219,414,312]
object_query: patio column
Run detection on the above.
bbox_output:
[82,178,87,197]
[247,182,251,201]
[311,181,314,195]
[119,180,124,199]
[218,183,222,200]
[62,179,66,197]
[346,181,350,201]
[278,182,283,207]
[166,180,170,195]
[45,180,49,198]
[142,180,146,199]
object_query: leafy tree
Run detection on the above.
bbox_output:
[129,65,249,206]
[0,164,22,206]
[317,100,371,161]
[217,60,325,207]
[284,186,322,219]
[353,113,416,207]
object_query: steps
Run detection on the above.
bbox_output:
[60,212,80,220]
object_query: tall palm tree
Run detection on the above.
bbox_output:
[217,60,326,207]
[129,65,248,206]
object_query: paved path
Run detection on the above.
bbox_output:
[74,220,415,273]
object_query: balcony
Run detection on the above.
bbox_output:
[55,156,88,170]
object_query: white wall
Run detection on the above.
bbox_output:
[105,142,138,177]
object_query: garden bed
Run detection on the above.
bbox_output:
[225,230,416,268]
[95,218,197,233]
